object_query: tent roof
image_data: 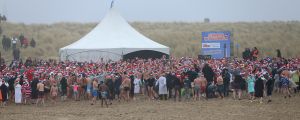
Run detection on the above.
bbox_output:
[60,8,169,50]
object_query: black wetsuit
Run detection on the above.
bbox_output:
[31,78,39,99]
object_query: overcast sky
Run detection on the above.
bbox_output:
[1,0,300,24]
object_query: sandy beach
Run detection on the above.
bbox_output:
[1,93,300,120]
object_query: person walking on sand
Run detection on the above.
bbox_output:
[50,84,58,104]
[91,79,98,105]
[183,75,191,101]
[36,81,45,106]
[60,76,67,101]
[1,80,9,106]
[247,73,255,102]
[194,74,201,101]
[99,81,109,107]
[73,82,79,101]
[22,81,31,104]
[232,75,243,100]
[122,75,131,102]
[216,73,224,99]
[156,73,168,100]
[133,74,141,100]
[14,81,22,105]
[199,74,207,100]
[255,75,264,104]
[265,74,274,103]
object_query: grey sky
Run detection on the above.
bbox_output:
[1,0,300,24]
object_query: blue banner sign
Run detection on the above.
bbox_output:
[201,31,231,59]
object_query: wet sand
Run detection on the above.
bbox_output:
[1,94,300,120]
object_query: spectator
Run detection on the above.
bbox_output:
[2,15,7,21]
[2,35,11,51]
[6,36,11,50]
[276,49,282,58]
[0,26,2,35]
[13,48,20,60]
[23,37,29,48]
[242,48,251,60]
[19,34,25,47]
[251,47,259,61]
[12,37,17,49]
[30,38,36,48]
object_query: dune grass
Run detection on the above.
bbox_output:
[0,21,300,61]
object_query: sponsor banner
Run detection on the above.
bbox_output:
[201,31,231,59]
[202,31,231,41]
[202,50,223,55]
[202,43,220,49]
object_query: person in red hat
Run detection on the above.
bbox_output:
[22,80,31,104]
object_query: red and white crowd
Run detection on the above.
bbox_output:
[0,56,299,107]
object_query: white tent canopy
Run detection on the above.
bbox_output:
[59,8,169,62]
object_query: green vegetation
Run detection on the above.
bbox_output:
[1,21,300,61]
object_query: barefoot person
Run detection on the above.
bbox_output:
[60,76,68,101]
[0,80,9,106]
[91,79,98,105]
[265,74,274,103]
[122,75,131,102]
[247,73,255,102]
[232,75,243,100]
[36,81,45,106]
[99,81,109,107]
[73,82,79,101]
[14,81,22,105]
[50,84,58,104]
[156,73,167,100]
[216,73,224,99]
[194,74,201,100]
[23,81,31,104]
[199,74,207,99]
[147,74,155,100]
[255,75,264,104]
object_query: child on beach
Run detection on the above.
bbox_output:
[73,82,79,101]
[247,73,255,102]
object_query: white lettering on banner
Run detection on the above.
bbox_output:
[203,50,223,55]
[202,43,220,48]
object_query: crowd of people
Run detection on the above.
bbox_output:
[242,47,259,61]
[0,55,299,107]
[0,14,7,23]
[2,34,36,50]
[1,34,36,61]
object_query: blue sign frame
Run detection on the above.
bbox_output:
[201,31,231,59]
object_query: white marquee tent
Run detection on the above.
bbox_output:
[59,8,169,62]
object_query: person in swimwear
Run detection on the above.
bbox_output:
[199,74,207,100]
[99,81,109,107]
[122,75,131,102]
[193,74,201,101]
